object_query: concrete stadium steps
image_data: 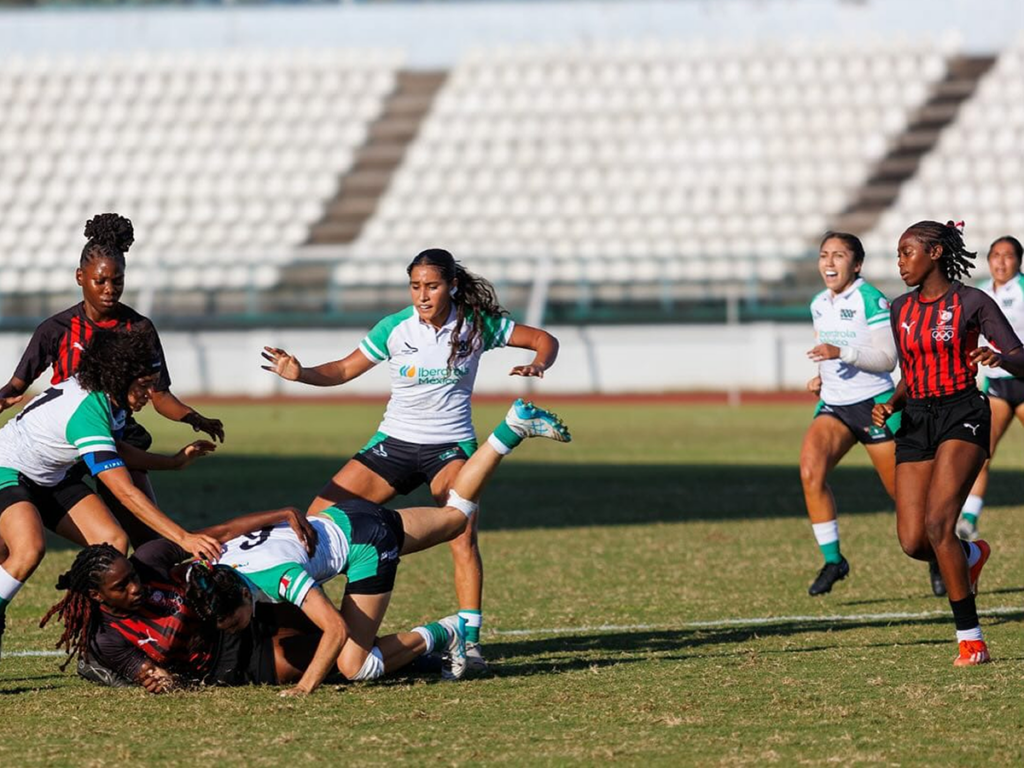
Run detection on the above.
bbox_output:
[828,55,997,237]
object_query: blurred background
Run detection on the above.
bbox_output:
[0,0,1020,395]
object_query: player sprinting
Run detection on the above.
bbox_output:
[872,221,1024,666]
[957,235,1024,540]
[0,214,224,546]
[260,248,559,672]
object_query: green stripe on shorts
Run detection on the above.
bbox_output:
[357,431,388,454]
[0,467,20,490]
[319,506,380,583]
[872,390,902,433]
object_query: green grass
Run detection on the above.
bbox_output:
[1,401,1022,766]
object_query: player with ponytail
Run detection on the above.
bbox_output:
[261,248,560,672]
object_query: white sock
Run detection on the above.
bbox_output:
[487,433,513,455]
[966,542,983,568]
[446,489,479,518]
[956,626,983,642]
[961,494,984,518]
[412,626,435,654]
[0,565,24,610]
[811,520,840,546]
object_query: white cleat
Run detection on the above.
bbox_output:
[437,614,467,681]
[955,515,979,541]
[465,642,490,675]
[505,399,572,443]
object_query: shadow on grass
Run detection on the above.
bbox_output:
[46,458,1022,543]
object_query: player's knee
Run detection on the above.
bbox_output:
[923,514,951,546]
[348,646,385,682]
[798,459,825,490]
[108,528,130,555]
[898,534,930,560]
[6,540,45,580]
[448,526,478,559]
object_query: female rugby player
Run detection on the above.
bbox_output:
[957,235,1024,540]
[872,221,1024,666]
[261,248,559,671]
[0,214,224,546]
[0,330,221,660]
[800,232,914,596]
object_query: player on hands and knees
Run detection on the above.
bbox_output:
[872,221,1024,666]
[188,400,571,695]
[0,214,224,547]
[261,249,560,674]
[957,235,1024,540]
[801,232,904,596]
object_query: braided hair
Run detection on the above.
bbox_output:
[407,249,509,371]
[904,220,976,282]
[75,327,159,408]
[184,561,249,624]
[39,544,123,670]
[81,213,133,269]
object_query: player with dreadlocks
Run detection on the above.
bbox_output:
[872,220,1024,666]
[0,213,224,547]
[260,248,560,673]
[0,329,221,661]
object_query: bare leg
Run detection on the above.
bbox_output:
[894,461,935,561]
[863,441,897,501]
[0,502,47,583]
[430,461,482,614]
[307,459,396,515]
[53,494,129,554]
[799,416,857,525]
[97,469,161,548]
[335,591,391,679]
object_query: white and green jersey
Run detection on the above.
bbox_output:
[979,274,1024,379]
[358,307,515,443]
[811,278,895,406]
[0,377,123,487]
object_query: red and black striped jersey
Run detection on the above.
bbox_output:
[89,540,212,681]
[12,302,170,390]
[890,281,1023,399]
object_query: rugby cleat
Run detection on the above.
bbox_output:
[953,639,991,667]
[504,399,572,443]
[808,557,850,596]
[437,614,467,681]
[77,656,133,688]
[465,642,490,675]
[956,515,979,542]
[928,560,947,597]
[968,540,991,595]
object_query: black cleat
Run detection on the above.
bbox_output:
[928,560,947,597]
[808,557,850,596]
[77,656,133,688]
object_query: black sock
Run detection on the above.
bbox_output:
[958,539,971,558]
[949,594,979,631]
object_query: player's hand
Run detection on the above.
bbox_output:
[871,402,894,428]
[806,344,841,363]
[0,395,23,414]
[139,665,175,694]
[509,364,546,378]
[285,508,319,557]
[262,347,303,382]
[969,346,1001,368]
[179,532,222,562]
[279,686,311,698]
[174,440,217,470]
[806,376,822,395]
[182,412,224,443]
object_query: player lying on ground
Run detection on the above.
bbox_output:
[41,400,570,694]
[261,248,560,672]
[872,220,1024,666]
[0,330,221,661]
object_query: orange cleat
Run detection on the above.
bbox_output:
[953,639,991,667]
[969,540,991,595]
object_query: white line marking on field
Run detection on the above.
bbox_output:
[487,605,1022,637]
[6,606,1021,657]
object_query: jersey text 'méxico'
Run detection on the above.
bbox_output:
[891,281,1024,399]
[979,274,1024,379]
[811,278,894,405]
[358,307,515,443]
[0,378,123,485]
[219,517,350,607]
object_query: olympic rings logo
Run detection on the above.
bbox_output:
[931,329,955,341]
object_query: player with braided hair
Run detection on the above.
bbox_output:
[0,213,224,547]
[261,248,560,672]
[872,221,1024,666]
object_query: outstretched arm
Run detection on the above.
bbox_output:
[0,376,27,402]
[149,390,225,443]
[279,587,346,697]
[261,347,376,387]
[507,324,559,378]
[116,440,216,472]
[197,507,317,555]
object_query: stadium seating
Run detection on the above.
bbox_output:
[862,35,1024,281]
[0,48,401,294]
[349,39,950,286]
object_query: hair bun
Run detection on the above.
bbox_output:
[55,574,70,590]
[84,213,134,254]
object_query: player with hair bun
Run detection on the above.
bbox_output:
[0,213,224,547]
[957,235,1024,540]
[261,248,560,672]
[872,221,1024,666]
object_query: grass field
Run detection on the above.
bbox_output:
[1,399,1022,766]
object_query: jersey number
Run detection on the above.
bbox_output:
[238,526,273,550]
[15,387,63,421]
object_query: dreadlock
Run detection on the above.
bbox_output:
[81,213,133,269]
[407,249,509,371]
[904,220,976,282]
[75,327,159,408]
[39,544,123,670]
[184,561,249,624]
